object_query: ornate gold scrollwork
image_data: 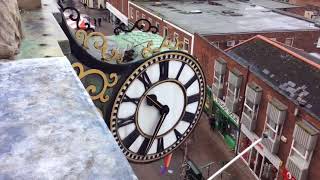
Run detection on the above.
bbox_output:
[72,62,118,103]
[75,30,123,62]
[141,37,185,58]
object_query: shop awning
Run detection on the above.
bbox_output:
[106,2,128,25]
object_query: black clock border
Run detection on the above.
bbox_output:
[109,52,206,163]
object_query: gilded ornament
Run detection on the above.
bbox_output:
[72,62,118,103]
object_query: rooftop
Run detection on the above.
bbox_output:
[133,0,319,35]
[227,35,320,120]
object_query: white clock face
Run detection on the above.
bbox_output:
[110,52,205,162]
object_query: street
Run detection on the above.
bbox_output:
[130,114,256,180]
[63,0,115,35]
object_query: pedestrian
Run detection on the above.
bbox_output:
[83,3,87,9]
[94,18,97,27]
[98,17,102,27]
[209,116,216,131]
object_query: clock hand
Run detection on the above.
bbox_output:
[146,94,164,111]
[144,105,169,155]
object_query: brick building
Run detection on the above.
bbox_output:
[127,0,320,54]
[105,0,129,25]
[279,0,320,7]
[199,34,320,180]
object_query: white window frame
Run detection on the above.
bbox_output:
[285,37,294,46]
[163,26,168,37]
[148,17,153,24]
[183,38,189,51]
[264,109,283,143]
[212,41,219,48]
[269,38,276,41]
[174,32,179,41]
[291,140,309,160]
[226,83,240,102]
[136,10,139,21]
[130,7,133,19]
[141,14,146,26]
[227,40,236,47]
[213,70,224,88]
[242,98,259,120]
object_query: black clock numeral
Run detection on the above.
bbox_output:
[138,71,152,90]
[122,128,140,148]
[175,63,185,80]
[184,75,197,89]
[157,137,164,153]
[182,111,196,124]
[118,115,135,128]
[159,61,169,81]
[174,129,183,140]
[123,94,139,105]
[137,138,150,155]
[187,93,200,104]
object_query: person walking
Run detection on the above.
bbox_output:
[98,17,102,27]
[94,18,97,27]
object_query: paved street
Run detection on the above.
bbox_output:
[62,0,115,35]
[130,114,256,180]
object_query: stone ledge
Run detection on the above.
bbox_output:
[0,57,137,180]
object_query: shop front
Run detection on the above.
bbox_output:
[212,96,240,151]
[239,126,282,180]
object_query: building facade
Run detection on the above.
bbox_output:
[197,34,320,180]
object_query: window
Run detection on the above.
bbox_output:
[163,26,168,37]
[227,40,235,47]
[130,7,133,19]
[285,37,294,46]
[184,38,189,51]
[174,32,179,41]
[227,83,240,101]
[269,38,276,41]
[148,17,153,24]
[243,99,259,120]
[265,115,281,141]
[141,14,146,27]
[136,10,139,21]
[213,72,224,84]
[212,41,219,48]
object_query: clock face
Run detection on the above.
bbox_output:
[110,51,205,162]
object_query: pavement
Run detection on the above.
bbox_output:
[62,0,115,35]
[130,114,256,180]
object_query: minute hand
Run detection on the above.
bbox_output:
[145,105,169,155]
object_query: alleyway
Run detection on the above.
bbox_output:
[131,114,256,180]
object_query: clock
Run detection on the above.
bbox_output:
[110,51,206,162]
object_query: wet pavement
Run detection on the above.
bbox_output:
[62,0,115,35]
[130,114,256,180]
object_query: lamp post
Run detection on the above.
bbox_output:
[207,134,267,180]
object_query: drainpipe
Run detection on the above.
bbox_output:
[207,134,267,180]
[235,66,250,155]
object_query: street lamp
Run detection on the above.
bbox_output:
[207,134,268,180]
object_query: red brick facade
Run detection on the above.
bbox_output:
[204,30,320,53]
[289,0,320,7]
[107,0,128,16]
[194,34,320,180]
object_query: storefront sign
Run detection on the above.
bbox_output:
[212,95,240,125]
[282,169,296,180]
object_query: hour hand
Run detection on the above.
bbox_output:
[146,94,164,111]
